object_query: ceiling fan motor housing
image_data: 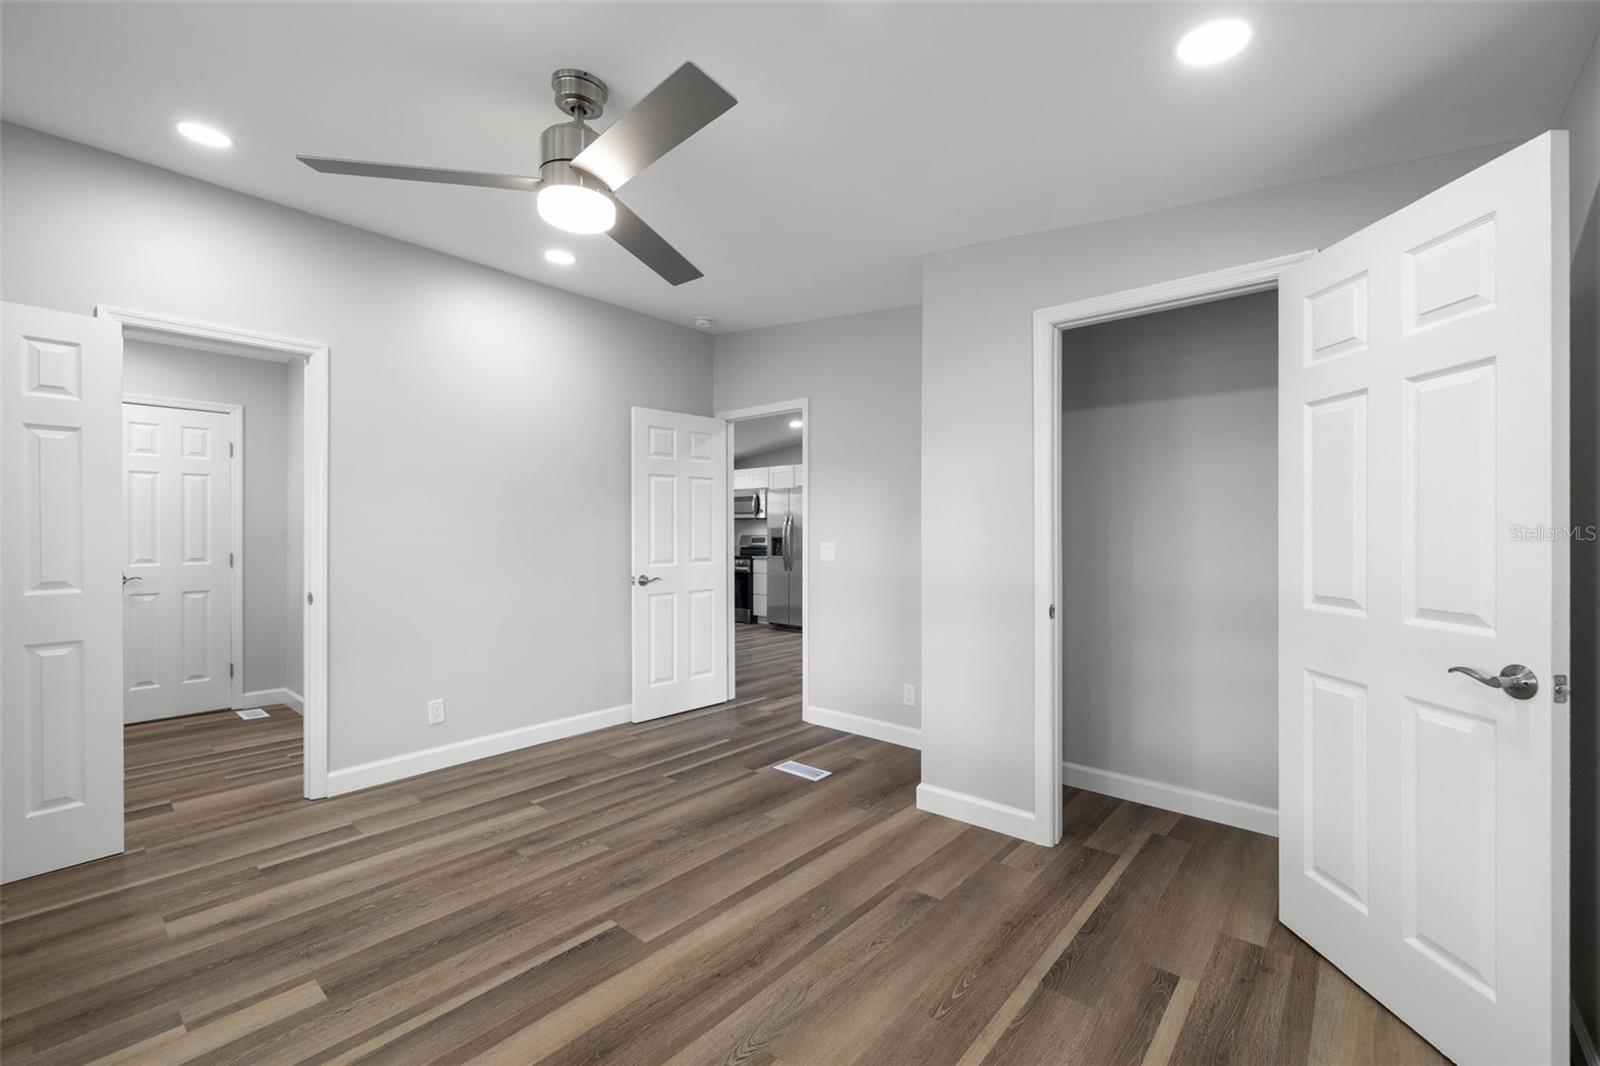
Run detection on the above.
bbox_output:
[541,70,609,192]
[539,120,605,194]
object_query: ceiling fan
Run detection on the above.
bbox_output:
[297,63,736,286]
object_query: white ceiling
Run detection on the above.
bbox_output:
[3,3,1595,333]
[733,412,803,460]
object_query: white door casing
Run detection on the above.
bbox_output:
[122,403,235,723]
[1,303,125,883]
[1278,132,1568,1065]
[95,306,330,800]
[631,407,729,722]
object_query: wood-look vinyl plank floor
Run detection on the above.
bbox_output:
[2,624,1452,1064]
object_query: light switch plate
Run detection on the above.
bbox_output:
[820,541,836,562]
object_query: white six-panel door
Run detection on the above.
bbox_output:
[631,407,728,722]
[122,403,235,723]
[1278,132,1568,1065]
[1,303,125,883]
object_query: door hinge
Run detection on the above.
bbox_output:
[229,551,235,568]
[1048,603,1056,620]
[228,441,235,458]
[229,662,235,679]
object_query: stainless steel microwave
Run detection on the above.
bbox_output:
[733,491,763,519]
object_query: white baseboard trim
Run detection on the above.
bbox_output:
[805,705,921,749]
[1576,997,1599,1066]
[916,783,1039,842]
[1063,761,1278,837]
[241,688,304,715]
[326,703,632,797]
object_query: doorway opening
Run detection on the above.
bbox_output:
[719,399,808,717]
[1057,289,1281,835]
[98,306,330,800]
[1031,252,1313,846]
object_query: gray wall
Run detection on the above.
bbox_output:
[1560,27,1600,1052]
[122,340,295,698]
[736,443,803,469]
[714,307,921,734]
[920,142,1512,815]
[1,124,712,772]
[1061,292,1277,809]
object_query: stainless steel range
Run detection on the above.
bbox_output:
[733,556,754,623]
[734,533,768,624]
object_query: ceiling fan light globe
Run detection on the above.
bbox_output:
[537,183,616,234]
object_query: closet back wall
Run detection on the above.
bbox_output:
[1,124,713,776]
[1061,291,1278,813]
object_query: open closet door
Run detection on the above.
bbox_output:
[1,303,126,883]
[630,407,729,722]
[1278,132,1569,1065]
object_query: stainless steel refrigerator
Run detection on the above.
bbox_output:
[765,486,803,628]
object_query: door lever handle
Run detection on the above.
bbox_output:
[1448,664,1539,701]
[631,574,661,586]
[122,573,139,586]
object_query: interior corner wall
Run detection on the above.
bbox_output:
[712,306,922,739]
[0,123,713,775]
[1559,24,1600,1051]
[919,141,1513,819]
[1060,292,1278,812]
[122,339,294,699]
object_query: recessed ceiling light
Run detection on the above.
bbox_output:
[544,248,576,266]
[788,419,803,429]
[1175,17,1253,67]
[175,120,234,149]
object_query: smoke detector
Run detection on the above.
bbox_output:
[693,316,714,330]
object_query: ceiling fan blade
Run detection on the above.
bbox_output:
[297,156,541,192]
[571,62,736,191]
[609,201,702,286]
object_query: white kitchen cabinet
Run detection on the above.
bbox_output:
[733,463,803,495]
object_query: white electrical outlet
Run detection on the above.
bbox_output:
[820,541,836,562]
[903,683,916,707]
[427,698,446,725]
